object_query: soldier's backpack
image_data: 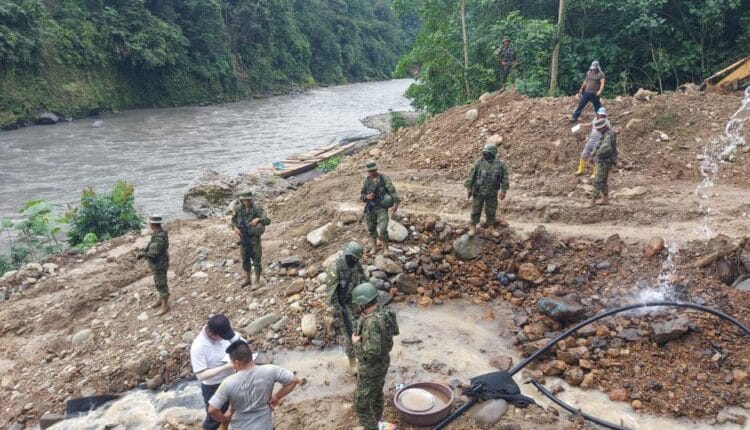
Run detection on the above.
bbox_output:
[377,308,400,354]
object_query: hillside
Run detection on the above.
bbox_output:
[1,90,749,429]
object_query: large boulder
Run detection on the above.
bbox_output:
[375,255,402,275]
[651,317,694,344]
[307,223,335,247]
[301,314,317,338]
[465,109,479,123]
[453,234,484,260]
[734,277,750,292]
[387,221,409,243]
[392,274,418,294]
[468,399,508,428]
[537,296,585,321]
[244,314,281,336]
[37,112,59,125]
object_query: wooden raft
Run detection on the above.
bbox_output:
[257,141,358,178]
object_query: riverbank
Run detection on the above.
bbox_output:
[1,89,749,429]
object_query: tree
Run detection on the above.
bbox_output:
[548,0,566,96]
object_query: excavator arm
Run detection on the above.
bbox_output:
[701,55,750,91]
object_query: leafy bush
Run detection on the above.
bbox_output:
[390,111,407,131]
[66,181,144,247]
[416,111,430,125]
[317,156,342,173]
[0,200,63,276]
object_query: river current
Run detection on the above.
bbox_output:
[0,79,413,221]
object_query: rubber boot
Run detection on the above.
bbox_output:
[150,297,162,309]
[590,165,597,179]
[369,238,378,254]
[575,159,587,175]
[156,297,170,316]
[240,271,253,288]
[382,239,391,257]
[468,224,476,237]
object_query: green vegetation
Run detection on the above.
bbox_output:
[318,155,342,173]
[65,181,143,247]
[390,111,407,131]
[394,0,750,113]
[0,0,416,128]
[0,200,63,276]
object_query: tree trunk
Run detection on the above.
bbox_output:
[459,0,470,98]
[548,0,567,96]
[649,31,663,93]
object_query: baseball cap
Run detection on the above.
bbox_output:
[207,314,236,341]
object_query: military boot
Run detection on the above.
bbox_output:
[240,271,253,287]
[347,356,358,376]
[253,272,264,287]
[382,239,391,257]
[590,196,597,207]
[599,195,609,205]
[156,298,170,316]
[369,238,378,254]
[150,297,163,309]
[468,224,477,237]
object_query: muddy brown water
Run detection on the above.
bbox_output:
[49,301,748,429]
[0,79,413,221]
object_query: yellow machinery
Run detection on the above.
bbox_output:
[701,55,750,91]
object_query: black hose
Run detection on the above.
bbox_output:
[529,380,628,430]
[509,301,750,376]
[431,398,478,430]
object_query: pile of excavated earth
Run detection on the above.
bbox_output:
[0,89,749,429]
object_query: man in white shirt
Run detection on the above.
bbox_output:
[208,340,299,430]
[191,314,241,430]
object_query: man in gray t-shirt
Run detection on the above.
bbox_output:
[208,340,299,430]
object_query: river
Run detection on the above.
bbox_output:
[0,79,413,221]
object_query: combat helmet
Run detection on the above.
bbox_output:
[351,283,379,306]
[483,143,498,155]
[343,241,364,260]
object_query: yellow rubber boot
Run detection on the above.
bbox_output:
[575,159,587,175]
[590,165,597,179]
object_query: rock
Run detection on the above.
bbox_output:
[564,367,585,386]
[387,221,409,243]
[340,212,359,225]
[1,270,17,281]
[374,255,402,275]
[284,279,305,296]
[434,220,446,232]
[37,112,59,125]
[307,223,335,247]
[71,329,93,346]
[137,312,149,322]
[438,223,453,241]
[465,109,479,123]
[191,271,208,280]
[404,261,419,272]
[537,296,585,321]
[595,261,611,270]
[625,118,643,130]
[8,422,24,430]
[271,316,288,332]
[453,234,484,260]
[489,355,513,371]
[279,256,302,268]
[301,314,317,338]
[26,262,44,274]
[146,374,163,390]
[42,263,59,274]
[644,237,665,257]
[486,134,503,146]
[540,360,568,376]
[479,92,492,103]
[716,410,747,426]
[517,262,542,282]
[608,387,629,402]
[732,368,748,385]
[616,186,648,199]
[633,88,657,101]
[651,317,693,344]
[580,372,595,389]
[245,314,281,336]
[616,328,641,342]
[734,277,750,292]
[392,274,418,294]
[468,399,508,428]
[39,411,65,429]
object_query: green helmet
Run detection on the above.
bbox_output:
[483,143,497,155]
[351,283,379,306]
[343,241,364,260]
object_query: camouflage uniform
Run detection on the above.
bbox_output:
[231,202,271,277]
[360,174,400,241]
[465,157,510,225]
[494,44,516,87]
[325,256,366,358]
[354,306,399,430]
[145,230,169,300]
[592,130,617,198]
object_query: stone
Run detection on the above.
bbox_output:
[540,360,568,376]
[374,255,402,275]
[37,112,60,125]
[479,92,492,103]
[42,263,59,274]
[26,262,44,274]
[734,277,750,292]
[465,108,479,123]
[392,274,418,294]
[284,279,305,296]
[517,262,542,282]
[522,323,545,342]
[146,374,163,390]
[340,212,359,225]
[387,221,409,243]
[608,387,629,402]
[245,314,281,336]
[595,261,611,270]
[651,317,693,344]
[564,367,585,386]
[191,271,208,280]
[39,411,65,429]
[301,314,317,338]
[644,237,665,257]
[434,220,446,232]
[404,261,419,272]
[279,256,302,268]
[616,186,649,199]
[489,355,513,371]
[580,372,595,389]
[486,134,503,146]
[306,223,335,247]
[537,296,585,321]
[732,368,748,385]
[616,328,641,342]
[556,346,589,365]
[453,234,484,260]
[71,329,93,346]
[633,88,657,100]
[137,312,149,322]
[468,399,508,428]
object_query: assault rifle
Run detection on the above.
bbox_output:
[237,219,253,247]
[359,197,379,223]
[336,281,354,338]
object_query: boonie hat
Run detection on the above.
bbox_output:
[238,191,253,200]
[148,214,163,224]
[593,118,610,129]
[207,314,236,340]
[366,161,378,171]
[502,36,510,42]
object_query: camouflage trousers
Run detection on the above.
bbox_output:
[334,304,356,358]
[151,266,169,300]
[354,357,390,430]
[498,64,512,88]
[365,207,389,241]
[470,194,498,225]
[592,162,612,198]
[240,239,263,276]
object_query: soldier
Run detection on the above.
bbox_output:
[590,118,618,207]
[231,191,271,287]
[575,106,608,176]
[351,283,399,430]
[139,215,170,316]
[360,161,400,256]
[464,143,509,236]
[493,37,516,89]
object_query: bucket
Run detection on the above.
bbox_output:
[393,382,454,426]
